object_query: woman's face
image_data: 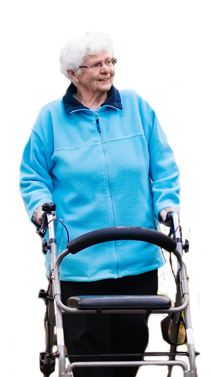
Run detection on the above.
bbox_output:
[70,51,115,95]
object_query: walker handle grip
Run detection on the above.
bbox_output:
[67,226,176,255]
[42,202,56,212]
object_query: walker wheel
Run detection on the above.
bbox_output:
[40,352,55,376]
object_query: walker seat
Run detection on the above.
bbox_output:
[67,294,171,310]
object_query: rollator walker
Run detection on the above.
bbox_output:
[38,202,199,377]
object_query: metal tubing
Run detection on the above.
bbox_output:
[47,214,66,377]
[53,241,189,315]
[67,360,189,373]
[166,216,197,377]
[184,303,197,376]
[171,212,181,241]
[167,273,182,377]
[173,223,197,376]
[54,292,189,315]
[166,214,185,377]
[45,283,55,354]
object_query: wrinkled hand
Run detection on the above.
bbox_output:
[33,206,45,226]
[159,207,179,226]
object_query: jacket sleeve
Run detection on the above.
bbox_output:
[148,111,180,219]
[20,124,54,222]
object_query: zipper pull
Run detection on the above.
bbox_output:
[96,119,101,133]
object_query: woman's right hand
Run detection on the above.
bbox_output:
[33,206,45,226]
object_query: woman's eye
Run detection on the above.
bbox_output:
[93,63,100,68]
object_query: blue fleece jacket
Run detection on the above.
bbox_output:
[20,84,180,281]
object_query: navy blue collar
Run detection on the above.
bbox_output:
[63,83,122,114]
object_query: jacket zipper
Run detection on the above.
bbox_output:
[96,118,101,133]
[96,118,120,276]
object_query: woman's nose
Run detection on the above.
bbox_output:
[100,63,110,73]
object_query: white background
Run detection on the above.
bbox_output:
[1,1,211,376]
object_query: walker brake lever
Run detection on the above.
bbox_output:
[37,213,48,238]
[158,212,173,227]
[159,212,176,241]
[166,212,173,228]
[37,203,56,238]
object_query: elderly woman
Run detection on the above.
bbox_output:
[20,32,180,377]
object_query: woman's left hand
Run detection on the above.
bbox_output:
[158,207,179,226]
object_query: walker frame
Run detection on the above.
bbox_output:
[38,202,198,377]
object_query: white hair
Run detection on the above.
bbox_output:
[59,32,114,80]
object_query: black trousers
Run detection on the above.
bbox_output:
[61,269,158,377]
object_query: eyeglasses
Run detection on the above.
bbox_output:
[79,58,117,71]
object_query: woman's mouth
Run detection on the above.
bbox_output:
[98,78,110,81]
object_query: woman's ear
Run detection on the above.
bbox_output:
[67,70,79,84]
